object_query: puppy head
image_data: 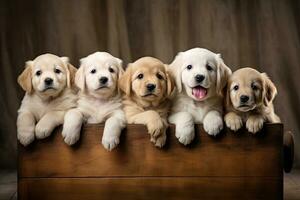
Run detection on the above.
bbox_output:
[76,52,123,99]
[119,57,174,103]
[227,67,277,112]
[169,48,231,101]
[18,54,77,98]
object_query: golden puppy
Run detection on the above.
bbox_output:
[224,67,280,133]
[119,57,174,148]
[17,53,77,146]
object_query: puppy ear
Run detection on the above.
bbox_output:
[169,52,183,92]
[18,61,33,93]
[61,57,77,88]
[262,73,277,106]
[118,64,132,96]
[216,54,232,96]
[116,58,125,95]
[165,65,175,96]
[225,80,233,109]
[75,60,86,91]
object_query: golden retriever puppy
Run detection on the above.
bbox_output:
[17,53,77,146]
[62,52,125,151]
[119,57,174,148]
[168,48,232,145]
[224,67,280,133]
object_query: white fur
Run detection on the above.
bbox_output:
[17,54,77,146]
[168,48,231,145]
[62,52,126,151]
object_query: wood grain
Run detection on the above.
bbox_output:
[18,124,283,178]
[18,177,282,200]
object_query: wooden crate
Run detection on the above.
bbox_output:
[18,123,283,200]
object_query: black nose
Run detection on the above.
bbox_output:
[240,95,249,103]
[147,84,156,91]
[195,74,205,83]
[99,77,108,84]
[44,78,53,85]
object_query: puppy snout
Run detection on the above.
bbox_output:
[195,74,205,83]
[99,77,108,85]
[44,78,53,86]
[146,83,156,92]
[240,95,249,103]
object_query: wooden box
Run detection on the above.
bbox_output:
[18,124,284,200]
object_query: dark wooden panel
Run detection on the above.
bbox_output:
[18,177,282,200]
[18,124,283,178]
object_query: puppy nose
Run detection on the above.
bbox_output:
[99,77,108,84]
[195,74,205,83]
[147,84,156,92]
[240,95,249,103]
[44,78,53,85]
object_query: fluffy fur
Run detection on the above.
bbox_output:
[224,67,280,133]
[17,53,77,146]
[168,48,232,145]
[119,57,174,148]
[62,52,126,151]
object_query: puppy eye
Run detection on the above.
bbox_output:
[251,83,258,90]
[90,69,96,74]
[156,73,163,80]
[186,65,193,70]
[137,74,144,79]
[233,85,239,91]
[206,64,213,71]
[54,68,61,74]
[108,67,115,73]
[36,70,42,76]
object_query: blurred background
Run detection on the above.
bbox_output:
[0,0,299,171]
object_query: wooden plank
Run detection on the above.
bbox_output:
[18,124,283,178]
[18,177,282,200]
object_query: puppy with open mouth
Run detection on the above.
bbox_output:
[62,52,126,151]
[224,67,280,134]
[168,48,232,145]
[119,57,174,148]
[17,54,77,146]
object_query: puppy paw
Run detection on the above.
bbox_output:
[175,126,195,145]
[147,119,164,138]
[246,116,264,134]
[225,112,243,131]
[102,135,120,151]
[63,130,80,146]
[203,113,223,136]
[151,134,166,148]
[35,122,53,139]
[18,131,35,146]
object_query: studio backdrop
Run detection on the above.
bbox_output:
[1,0,299,169]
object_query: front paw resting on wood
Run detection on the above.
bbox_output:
[246,115,264,134]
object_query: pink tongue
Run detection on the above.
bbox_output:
[192,87,207,99]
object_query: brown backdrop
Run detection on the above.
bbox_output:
[0,0,299,169]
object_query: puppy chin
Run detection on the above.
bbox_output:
[234,104,256,112]
[89,86,115,99]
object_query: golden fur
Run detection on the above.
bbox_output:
[119,57,174,148]
[224,67,280,133]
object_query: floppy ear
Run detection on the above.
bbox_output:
[225,80,233,109]
[169,52,183,93]
[164,65,175,96]
[115,58,125,95]
[75,63,86,91]
[18,61,33,93]
[261,73,277,106]
[61,57,77,88]
[216,54,232,96]
[118,64,132,96]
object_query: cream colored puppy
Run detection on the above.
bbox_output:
[17,54,77,146]
[62,52,125,151]
[224,68,280,133]
[168,48,232,145]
